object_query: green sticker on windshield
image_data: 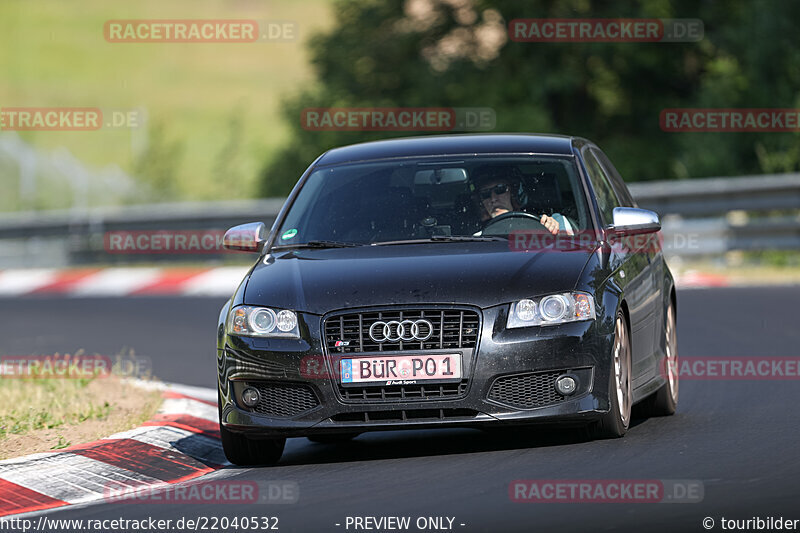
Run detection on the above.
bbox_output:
[281,229,298,240]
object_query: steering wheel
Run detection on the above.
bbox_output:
[481,211,547,235]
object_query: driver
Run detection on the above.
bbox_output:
[471,166,562,236]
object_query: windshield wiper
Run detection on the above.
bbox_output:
[371,235,507,246]
[271,240,364,250]
[430,235,508,242]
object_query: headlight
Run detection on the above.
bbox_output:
[507,292,596,328]
[228,306,300,338]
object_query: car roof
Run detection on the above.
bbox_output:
[315,133,576,166]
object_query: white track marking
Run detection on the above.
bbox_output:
[108,426,227,466]
[68,268,163,296]
[0,269,57,296]
[180,266,250,296]
[126,380,219,404]
[158,398,218,422]
[0,452,58,466]
[165,382,218,403]
[0,454,162,504]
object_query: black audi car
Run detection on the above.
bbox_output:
[216,134,678,466]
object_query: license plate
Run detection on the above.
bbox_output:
[340,354,462,385]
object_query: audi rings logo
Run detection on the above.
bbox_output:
[368,320,434,343]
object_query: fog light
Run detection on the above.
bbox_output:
[241,387,260,408]
[555,375,577,396]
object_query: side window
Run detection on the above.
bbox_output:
[583,149,620,226]
[593,148,636,207]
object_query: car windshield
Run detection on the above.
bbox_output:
[273,155,591,247]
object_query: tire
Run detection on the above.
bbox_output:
[219,393,285,466]
[640,301,679,416]
[592,310,632,439]
[307,433,360,444]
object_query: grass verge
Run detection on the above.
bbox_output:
[0,375,162,460]
[0,0,335,209]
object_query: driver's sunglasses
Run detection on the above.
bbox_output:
[479,183,510,200]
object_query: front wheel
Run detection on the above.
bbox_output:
[220,424,285,466]
[219,393,285,466]
[592,310,632,439]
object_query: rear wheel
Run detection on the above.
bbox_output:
[640,301,679,416]
[219,393,285,466]
[592,310,632,438]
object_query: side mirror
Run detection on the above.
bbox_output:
[609,207,661,236]
[223,222,267,252]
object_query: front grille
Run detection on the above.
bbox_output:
[251,383,319,418]
[324,309,480,353]
[488,371,566,409]
[339,381,468,402]
[331,408,478,423]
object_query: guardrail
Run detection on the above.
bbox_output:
[628,173,800,259]
[0,199,285,267]
[0,173,798,267]
[629,173,800,216]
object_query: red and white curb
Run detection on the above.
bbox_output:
[0,267,249,297]
[0,383,224,518]
[675,271,730,288]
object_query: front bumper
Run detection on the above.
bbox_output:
[218,306,615,437]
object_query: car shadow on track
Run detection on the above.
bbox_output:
[257,416,653,468]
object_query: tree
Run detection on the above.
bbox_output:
[259,0,800,196]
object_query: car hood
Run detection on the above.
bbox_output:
[244,242,596,314]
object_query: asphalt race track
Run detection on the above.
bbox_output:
[2,286,800,532]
